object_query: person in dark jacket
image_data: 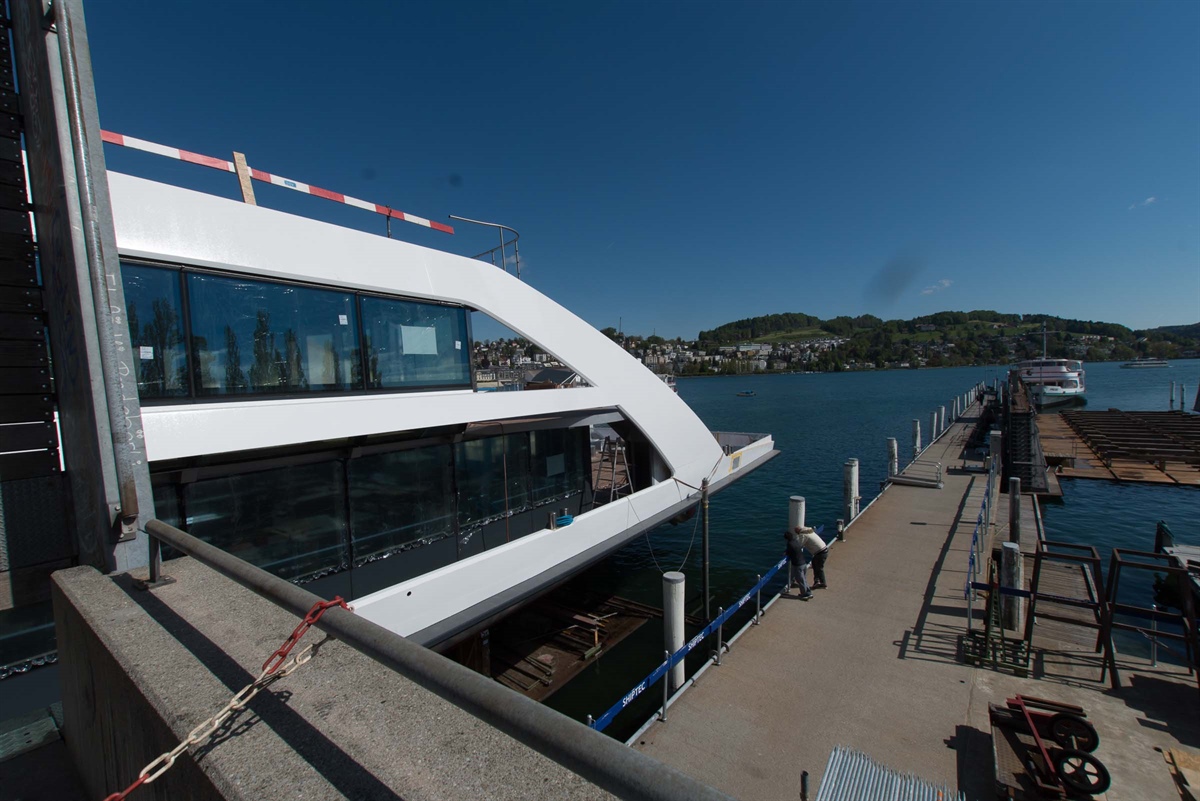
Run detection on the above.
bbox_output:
[784,530,814,600]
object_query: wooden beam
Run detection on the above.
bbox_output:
[233,151,256,205]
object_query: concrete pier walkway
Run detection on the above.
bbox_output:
[635,402,1199,800]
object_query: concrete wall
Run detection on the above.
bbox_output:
[52,559,614,800]
[54,567,224,800]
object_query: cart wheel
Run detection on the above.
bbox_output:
[1055,748,1110,796]
[1049,713,1099,752]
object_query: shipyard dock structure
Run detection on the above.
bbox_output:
[632,391,1199,800]
[2,0,1199,796]
[7,386,1198,800]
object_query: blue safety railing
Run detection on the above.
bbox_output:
[589,525,825,734]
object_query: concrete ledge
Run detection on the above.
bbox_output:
[54,559,615,800]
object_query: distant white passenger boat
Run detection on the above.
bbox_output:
[1013,326,1085,407]
[1121,358,1170,368]
[1016,358,1087,407]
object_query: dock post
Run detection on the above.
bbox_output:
[836,519,845,541]
[1171,381,1175,410]
[887,437,898,477]
[789,495,806,530]
[1001,541,1023,631]
[930,410,938,444]
[1181,383,1187,411]
[912,419,921,460]
[1194,384,1200,413]
[714,606,725,665]
[701,478,710,622]
[663,572,685,691]
[754,574,762,625]
[939,405,947,435]
[801,771,809,801]
[989,430,1003,499]
[1008,477,1021,544]
[843,458,859,521]
[660,651,670,721]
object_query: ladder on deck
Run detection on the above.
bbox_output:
[963,559,1032,676]
[590,437,630,509]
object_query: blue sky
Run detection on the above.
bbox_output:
[86,1,1198,339]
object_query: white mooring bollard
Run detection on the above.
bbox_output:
[930,410,938,444]
[1171,381,1176,410]
[939,405,947,435]
[663,572,685,691]
[844,458,860,521]
[789,495,806,530]
[1001,541,1024,631]
[912,419,922,459]
[887,437,898,477]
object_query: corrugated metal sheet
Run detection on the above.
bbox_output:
[815,746,964,801]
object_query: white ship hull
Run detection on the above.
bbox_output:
[109,173,776,645]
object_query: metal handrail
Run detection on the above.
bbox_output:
[964,451,997,609]
[449,215,521,278]
[590,557,787,733]
[590,526,827,735]
[144,520,733,801]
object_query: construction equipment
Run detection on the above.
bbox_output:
[990,695,1109,798]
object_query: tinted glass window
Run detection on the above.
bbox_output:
[183,461,348,581]
[530,428,587,504]
[121,263,188,398]
[187,273,361,396]
[361,297,471,389]
[349,445,455,565]
[455,433,530,528]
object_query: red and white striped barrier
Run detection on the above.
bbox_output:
[100,131,453,234]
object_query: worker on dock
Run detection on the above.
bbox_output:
[785,526,829,600]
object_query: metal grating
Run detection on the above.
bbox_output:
[816,746,964,801]
[0,707,59,763]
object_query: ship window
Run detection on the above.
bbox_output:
[187,273,361,396]
[182,460,349,582]
[530,428,587,504]
[361,297,471,389]
[121,263,188,398]
[349,444,455,565]
[455,433,531,528]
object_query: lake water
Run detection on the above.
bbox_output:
[547,360,1200,737]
